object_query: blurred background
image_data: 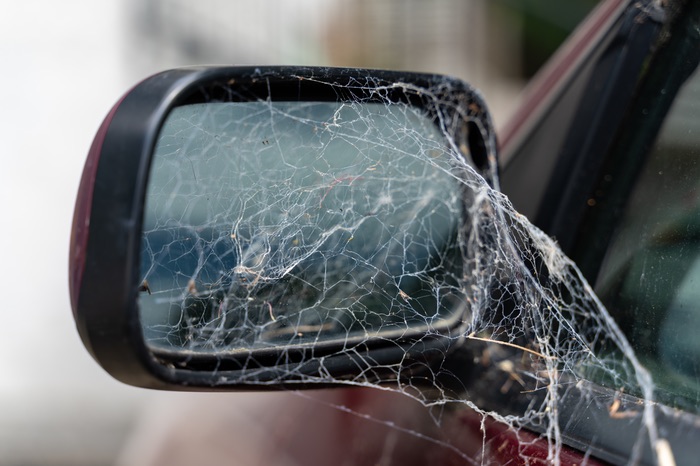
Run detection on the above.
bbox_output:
[0,0,597,464]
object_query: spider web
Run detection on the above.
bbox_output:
[138,74,662,464]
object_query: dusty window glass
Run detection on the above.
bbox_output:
[595,66,700,412]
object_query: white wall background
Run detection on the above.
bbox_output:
[0,1,148,464]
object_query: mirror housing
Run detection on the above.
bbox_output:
[70,66,497,390]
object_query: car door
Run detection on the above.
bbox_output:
[496,0,700,463]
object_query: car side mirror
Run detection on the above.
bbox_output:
[70,66,497,389]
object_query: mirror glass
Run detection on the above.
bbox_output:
[140,100,468,354]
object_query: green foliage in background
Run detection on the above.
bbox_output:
[495,0,600,77]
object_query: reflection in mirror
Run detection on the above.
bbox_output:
[140,101,468,354]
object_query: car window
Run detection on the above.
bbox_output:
[595,65,700,413]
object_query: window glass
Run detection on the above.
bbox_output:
[595,67,700,412]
